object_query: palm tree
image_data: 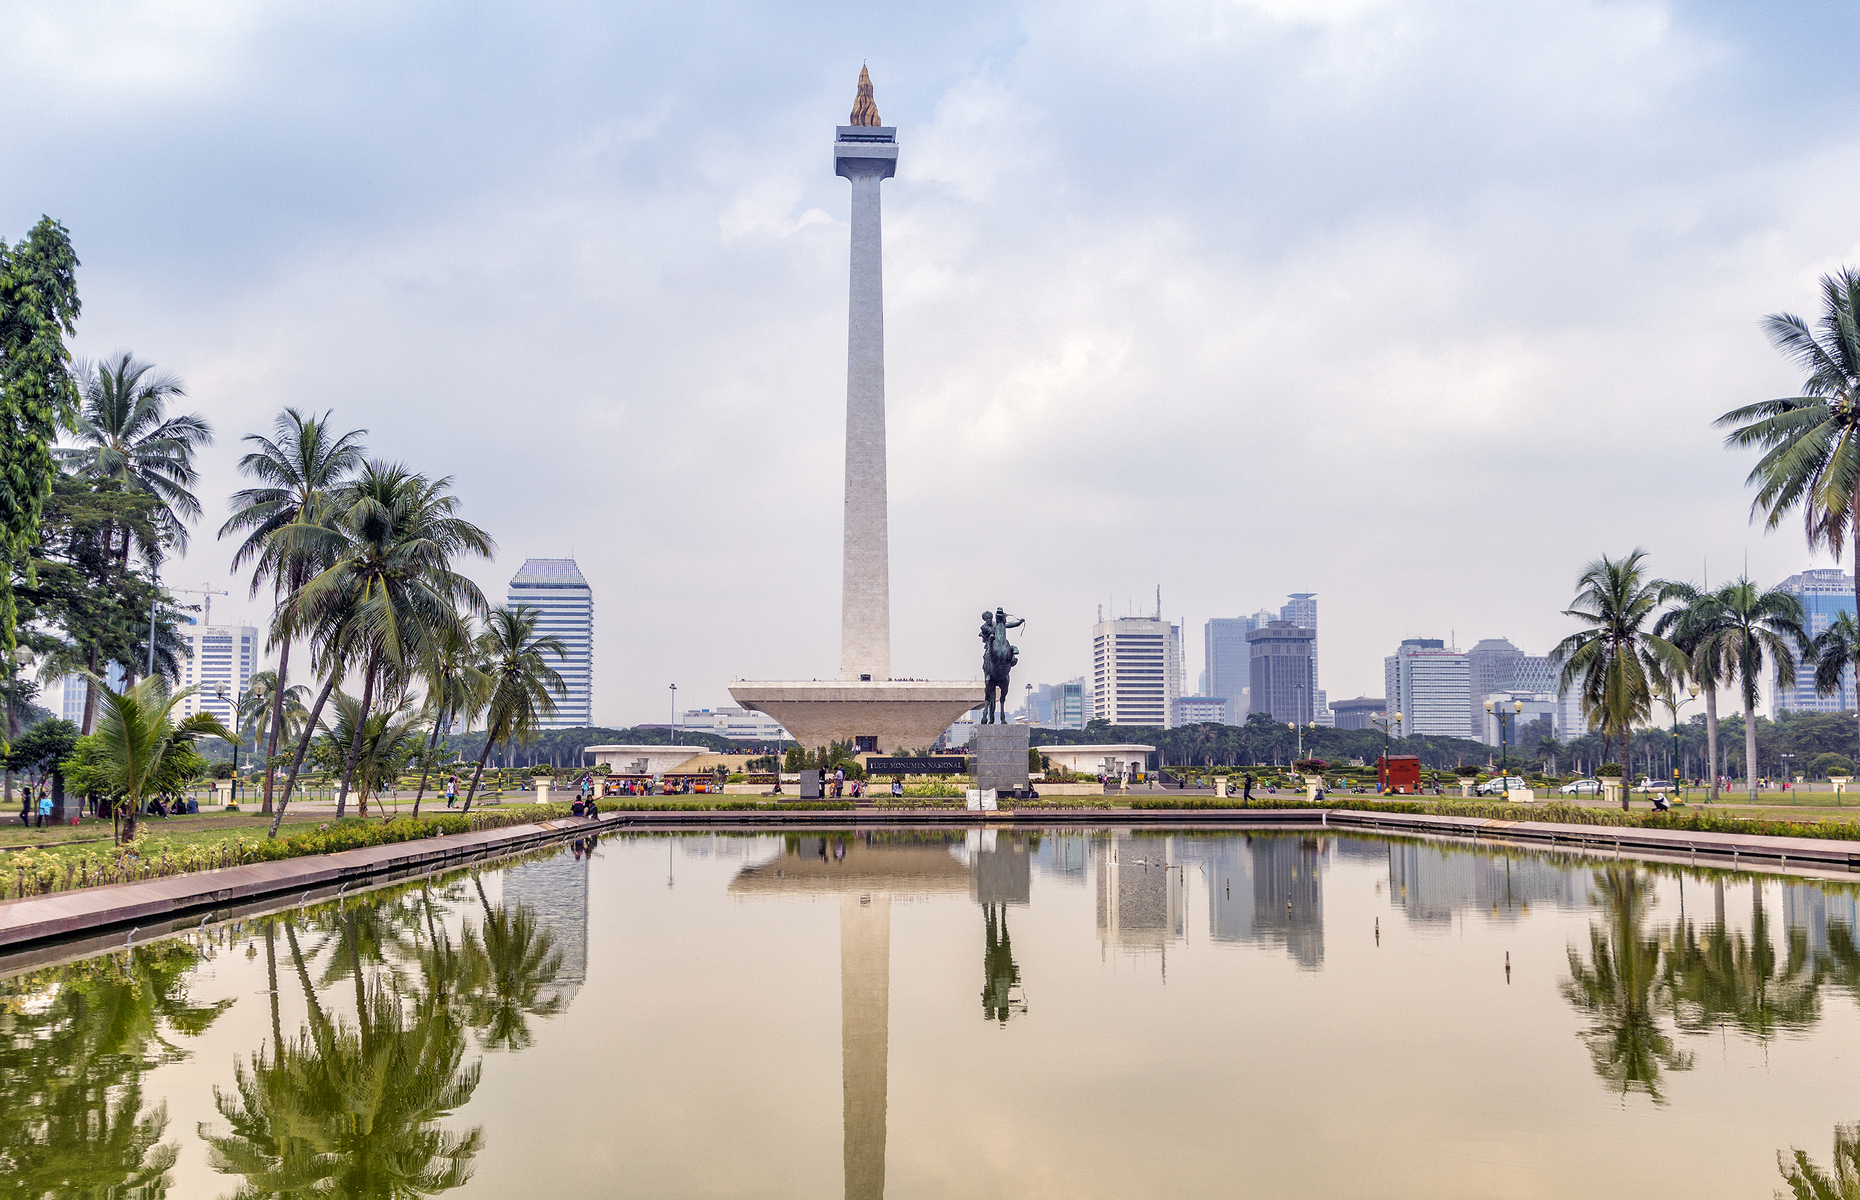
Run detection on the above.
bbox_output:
[282,463,491,817]
[220,408,367,814]
[1655,582,1736,802]
[86,675,233,841]
[1690,578,1808,801]
[1813,611,1860,771]
[1717,267,1860,655]
[462,607,565,811]
[315,693,427,814]
[61,354,213,562]
[412,628,491,815]
[1553,551,1687,776]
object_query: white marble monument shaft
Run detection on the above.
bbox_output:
[838,148,893,682]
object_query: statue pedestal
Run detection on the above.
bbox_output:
[973,724,1030,796]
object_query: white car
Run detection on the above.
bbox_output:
[1477,775,1528,795]
[1559,778,1603,796]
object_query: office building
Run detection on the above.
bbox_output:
[507,558,593,727]
[1315,689,1332,727]
[1281,593,1319,698]
[1772,569,1857,714]
[176,625,260,726]
[1174,695,1232,725]
[1466,638,1524,738]
[1053,678,1087,729]
[46,665,126,726]
[1246,621,1316,724]
[1092,611,1185,728]
[1383,639,1469,737]
[1329,696,1387,730]
[1204,618,1253,717]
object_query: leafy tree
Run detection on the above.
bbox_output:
[220,408,366,813]
[462,607,564,810]
[1812,752,1856,779]
[1655,581,1738,801]
[0,216,81,666]
[1812,609,1860,771]
[1553,550,1687,776]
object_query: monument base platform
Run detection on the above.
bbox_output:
[972,723,1030,794]
[728,680,984,755]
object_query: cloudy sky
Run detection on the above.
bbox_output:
[7,0,1860,723]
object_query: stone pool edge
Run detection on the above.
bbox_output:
[0,812,619,962]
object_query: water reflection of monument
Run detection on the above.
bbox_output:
[501,844,590,1011]
[729,835,977,1200]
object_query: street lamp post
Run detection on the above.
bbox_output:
[669,683,677,744]
[1483,697,1525,787]
[216,681,244,804]
[1659,683,1700,804]
[1781,752,1795,799]
[1370,710,1402,793]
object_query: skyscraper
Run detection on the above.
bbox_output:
[1092,611,1184,728]
[1772,568,1857,714]
[1466,638,1524,738]
[1280,593,1319,698]
[507,558,593,727]
[1383,639,1469,737]
[1246,621,1315,724]
[1204,617,1252,718]
[176,624,260,725]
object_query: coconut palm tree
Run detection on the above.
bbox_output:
[1812,611,1860,768]
[1717,267,1860,650]
[1655,582,1738,802]
[220,408,367,814]
[412,628,491,814]
[461,607,565,811]
[1689,578,1809,802]
[85,675,234,841]
[315,692,427,814]
[1553,551,1687,777]
[60,354,213,562]
[282,463,491,817]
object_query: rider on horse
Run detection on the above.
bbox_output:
[980,607,1024,724]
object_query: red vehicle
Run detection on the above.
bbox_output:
[1377,754,1422,795]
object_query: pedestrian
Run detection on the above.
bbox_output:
[18,790,29,826]
[36,786,51,829]
[1243,773,1254,802]
[445,774,457,808]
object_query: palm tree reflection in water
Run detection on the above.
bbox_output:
[1560,868,1695,1102]
[200,863,567,1197]
[0,940,233,1198]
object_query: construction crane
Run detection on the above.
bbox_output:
[169,583,230,627]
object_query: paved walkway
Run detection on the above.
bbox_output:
[0,812,615,959]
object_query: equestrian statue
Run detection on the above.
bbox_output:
[979,607,1025,724]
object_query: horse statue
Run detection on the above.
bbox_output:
[979,607,1024,724]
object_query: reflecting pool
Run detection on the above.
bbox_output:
[8,828,1860,1197]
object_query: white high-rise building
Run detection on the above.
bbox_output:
[507,558,593,727]
[1092,610,1185,728]
[176,625,260,725]
[1383,639,1469,738]
[1772,568,1857,714]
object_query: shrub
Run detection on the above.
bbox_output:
[1597,762,1624,777]
[1293,758,1327,772]
[1811,753,1855,779]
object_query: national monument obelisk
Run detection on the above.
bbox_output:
[730,69,983,754]
[838,64,894,684]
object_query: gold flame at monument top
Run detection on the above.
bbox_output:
[850,65,882,126]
